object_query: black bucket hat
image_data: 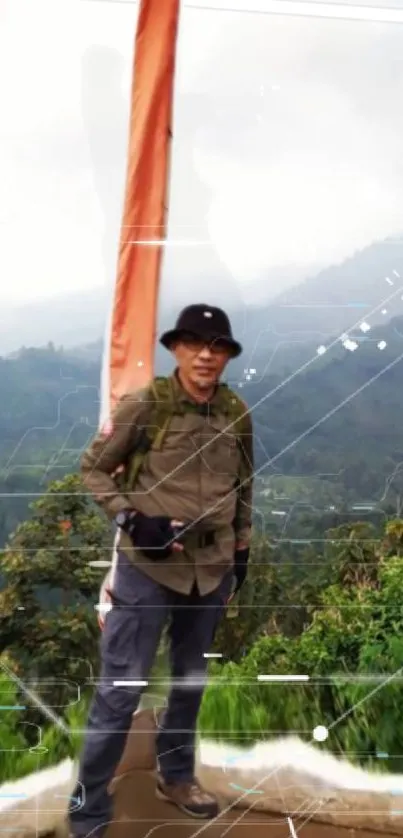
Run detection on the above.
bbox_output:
[159,304,242,358]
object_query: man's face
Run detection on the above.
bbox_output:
[172,333,233,390]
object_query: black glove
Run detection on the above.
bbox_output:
[115,510,185,561]
[233,546,249,593]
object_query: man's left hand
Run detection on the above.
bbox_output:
[227,544,250,602]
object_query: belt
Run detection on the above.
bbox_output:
[183,530,215,549]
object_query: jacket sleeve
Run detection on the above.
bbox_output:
[234,410,254,546]
[80,389,150,521]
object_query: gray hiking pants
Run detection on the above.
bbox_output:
[69,552,232,837]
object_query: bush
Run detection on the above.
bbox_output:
[199,550,403,773]
[0,671,91,782]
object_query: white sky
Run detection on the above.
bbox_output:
[0,0,403,307]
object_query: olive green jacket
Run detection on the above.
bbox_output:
[80,371,254,595]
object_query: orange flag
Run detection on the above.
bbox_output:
[97,0,180,628]
[100,0,181,426]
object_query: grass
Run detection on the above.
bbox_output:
[0,697,88,782]
[0,650,170,784]
[0,667,265,784]
[2,652,393,783]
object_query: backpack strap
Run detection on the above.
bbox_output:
[124,376,177,490]
[216,384,253,483]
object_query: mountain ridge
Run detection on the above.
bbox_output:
[2,234,403,357]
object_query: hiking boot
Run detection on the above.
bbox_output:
[156,776,220,819]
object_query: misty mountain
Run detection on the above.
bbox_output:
[1,235,402,360]
[1,288,110,356]
[241,235,403,365]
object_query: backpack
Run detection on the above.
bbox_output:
[119,376,252,492]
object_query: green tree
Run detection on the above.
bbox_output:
[0,473,111,726]
[323,521,380,589]
[380,518,403,557]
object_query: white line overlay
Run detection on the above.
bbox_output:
[257,675,310,682]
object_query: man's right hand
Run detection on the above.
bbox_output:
[115,510,185,560]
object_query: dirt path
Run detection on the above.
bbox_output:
[111,771,400,838]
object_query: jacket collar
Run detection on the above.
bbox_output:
[170,368,222,408]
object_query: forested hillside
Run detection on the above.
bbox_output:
[0,344,99,545]
[1,310,403,546]
[3,233,403,356]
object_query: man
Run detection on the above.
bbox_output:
[69,304,254,836]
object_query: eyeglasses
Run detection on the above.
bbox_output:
[180,333,231,354]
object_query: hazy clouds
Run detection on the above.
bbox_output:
[0,0,402,309]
